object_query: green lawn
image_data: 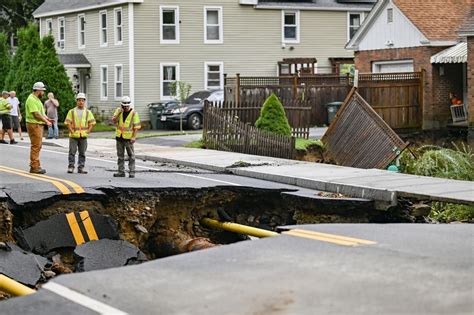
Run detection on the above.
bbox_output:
[295,138,324,151]
[92,123,116,132]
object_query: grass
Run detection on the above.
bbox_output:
[92,123,116,132]
[399,143,474,222]
[184,139,205,148]
[295,138,324,151]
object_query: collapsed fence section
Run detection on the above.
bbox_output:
[203,103,296,160]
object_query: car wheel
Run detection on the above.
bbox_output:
[188,113,202,130]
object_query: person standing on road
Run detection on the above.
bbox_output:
[44,92,59,139]
[0,91,17,145]
[25,82,52,174]
[64,93,96,174]
[7,91,23,140]
[112,96,141,178]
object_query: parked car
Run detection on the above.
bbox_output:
[160,90,224,130]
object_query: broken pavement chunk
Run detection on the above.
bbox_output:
[15,211,119,255]
[74,239,147,272]
[0,243,48,286]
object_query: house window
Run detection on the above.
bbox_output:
[160,6,179,44]
[115,65,123,99]
[387,8,393,23]
[100,65,108,100]
[114,8,123,45]
[78,14,86,48]
[46,19,53,34]
[205,62,224,90]
[348,13,363,40]
[282,11,299,43]
[58,17,65,49]
[160,63,179,100]
[204,7,223,44]
[100,11,108,46]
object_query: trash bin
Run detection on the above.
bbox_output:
[148,103,165,129]
[325,101,343,125]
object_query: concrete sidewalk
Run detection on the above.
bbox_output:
[36,137,474,208]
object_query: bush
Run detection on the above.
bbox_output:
[0,33,11,89]
[255,94,291,137]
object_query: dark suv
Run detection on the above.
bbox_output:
[160,90,224,130]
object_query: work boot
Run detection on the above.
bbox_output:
[67,167,74,173]
[0,140,7,144]
[30,168,46,174]
[10,140,17,144]
[113,172,125,177]
[129,172,135,178]
[78,168,88,174]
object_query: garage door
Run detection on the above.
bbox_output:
[372,60,414,73]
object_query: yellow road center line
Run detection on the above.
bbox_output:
[290,229,377,245]
[0,167,71,195]
[0,165,84,194]
[80,210,99,241]
[283,230,358,246]
[65,212,85,245]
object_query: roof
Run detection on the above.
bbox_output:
[346,0,472,50]
[33,0,143,18]
[458,7,474,36]
[393,0,472,42]
[59,54,91,68]
[256,0,375,10]
[431,42,467,64]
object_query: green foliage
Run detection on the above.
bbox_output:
[170,81,192,104]
[184,139,205,149]
[295,138,325,151]
[399,143,474,222]
[0,0,45,35]
[5,25,75,121]
[32,35,75,120]
[399,143,474,181]
[0,33,11,89]
[255,94,291,137]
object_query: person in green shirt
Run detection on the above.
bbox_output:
[25,82,53,174]
[0,91,17,144]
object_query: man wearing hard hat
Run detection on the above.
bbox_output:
[0,91,17,144]
[112,96,141,178]
[25,82,53,174]
[64,93,96,174]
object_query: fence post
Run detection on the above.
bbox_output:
[236,73,241,104]
[418,68,425,129]
[354,69,359,88]
[293,75,298,100]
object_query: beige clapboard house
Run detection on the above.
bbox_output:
[33,0,375,120]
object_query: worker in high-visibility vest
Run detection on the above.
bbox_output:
[112,96,141,178]
[64,93,96,174]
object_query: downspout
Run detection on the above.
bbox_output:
[128,2,135,103]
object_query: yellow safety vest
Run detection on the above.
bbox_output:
[115,110,138,139]
[67,108,93,138]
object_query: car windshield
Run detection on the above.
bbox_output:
[185,91,211,104]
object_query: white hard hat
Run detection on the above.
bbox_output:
[33,82,46,91]
[121,96,132,106]
[76,93,86,100]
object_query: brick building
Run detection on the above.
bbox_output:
[346,0,472,130]
[459,12,474,146]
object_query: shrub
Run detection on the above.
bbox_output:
[255,94,291,136]
[0,33,11,89]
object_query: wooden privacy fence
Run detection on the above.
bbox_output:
[225,71,424,130]
[210,100,311,139]
[322,88,409,169]
[203,103,295,159]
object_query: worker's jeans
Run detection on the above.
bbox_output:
[116,139,135,174]
[26,123,44,170]
[47,119,59,139]
[69,137,88,169]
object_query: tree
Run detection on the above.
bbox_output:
[0,0,45,37]
[170,81,192,133]
[32,35,75,120]
[255,94,292,137]
[0,32,11,89]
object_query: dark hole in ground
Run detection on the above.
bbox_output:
[0,186,423,296]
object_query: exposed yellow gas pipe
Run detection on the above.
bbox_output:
[0,275,36,296]
[201,218,279,238]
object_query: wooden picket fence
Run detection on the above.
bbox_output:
[203,103,296,159]
[210,100,311,139]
